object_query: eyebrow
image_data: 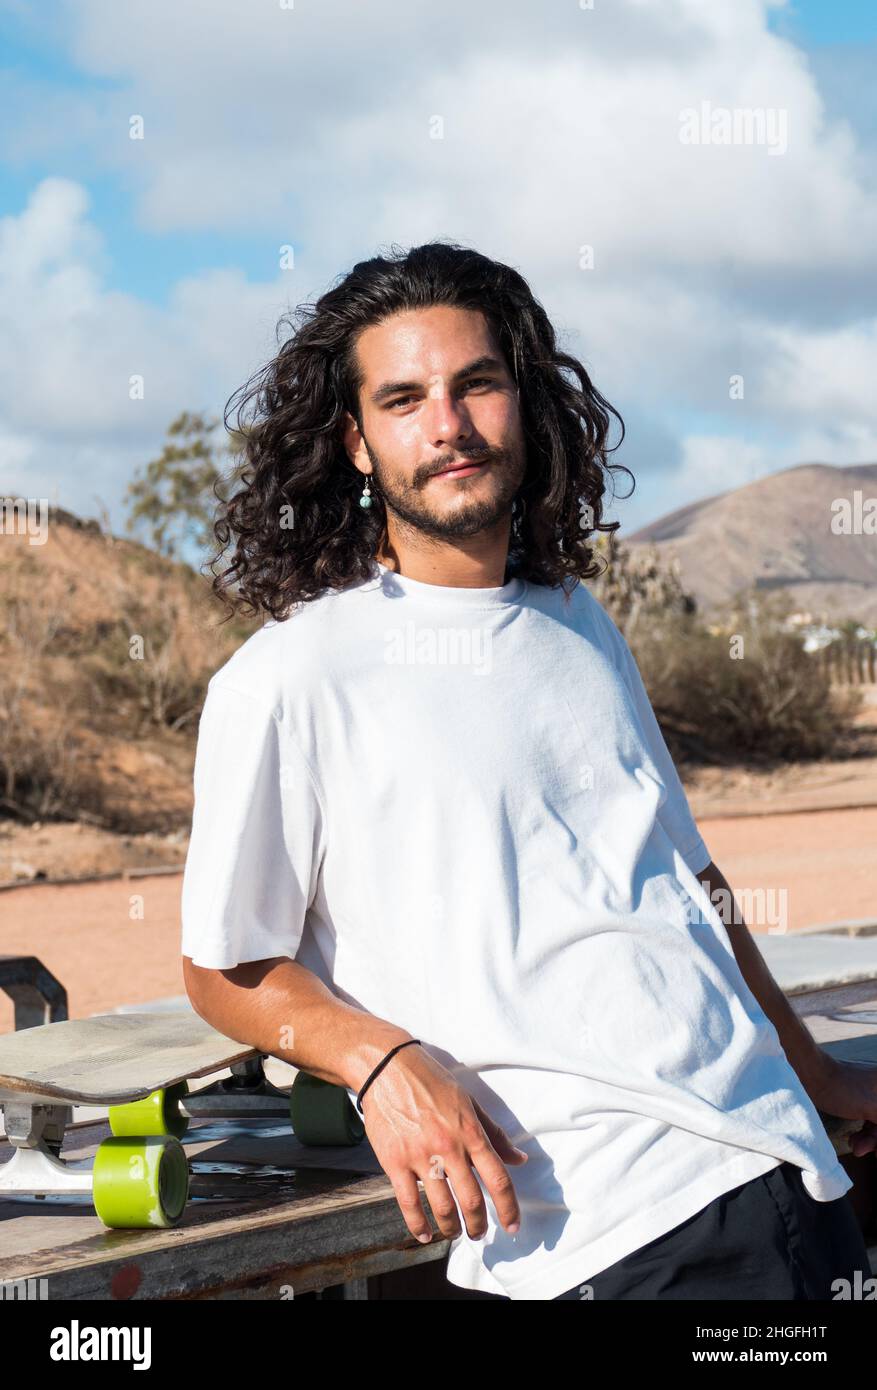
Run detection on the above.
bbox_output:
[369,356,506,406]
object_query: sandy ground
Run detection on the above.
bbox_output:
[0,873,187,1034]
[698,805,877,932]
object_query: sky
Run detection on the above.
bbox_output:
[1,0,876,542]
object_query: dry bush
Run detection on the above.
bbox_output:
[0,567,109,821]
[79,577,249,735]
[591,536,861,765]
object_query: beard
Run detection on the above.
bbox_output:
[362,437,526,542]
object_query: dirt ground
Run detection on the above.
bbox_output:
[1,690,875,1032]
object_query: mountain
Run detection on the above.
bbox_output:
[625,462,877,626]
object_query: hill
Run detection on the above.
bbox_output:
[626,462,877,626]
[0,506,257,833]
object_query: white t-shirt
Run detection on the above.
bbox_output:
[180,560,852,1301]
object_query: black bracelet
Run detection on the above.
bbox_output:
[356,1039,422,1114]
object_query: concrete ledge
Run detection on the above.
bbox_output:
[101,995,193,1015]
[793,919,877,937]
[757,932,877,994]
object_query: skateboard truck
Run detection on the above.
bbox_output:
[2,1101,93,1196]
[180,1056,292,1120]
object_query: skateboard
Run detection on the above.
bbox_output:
[0,1011,364,1229]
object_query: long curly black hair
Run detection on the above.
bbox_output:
[210,240,632,621]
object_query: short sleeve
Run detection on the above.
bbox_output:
[180,679,325,969]
[608,622,711,876]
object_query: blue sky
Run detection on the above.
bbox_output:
[767,0,877,45]
[1,0,876,545]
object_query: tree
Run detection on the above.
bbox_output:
[124,412,247,561]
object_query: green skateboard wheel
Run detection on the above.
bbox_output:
[108,1081,189,1139]
[92,1135,189,1228]
[289,1072,365,1146]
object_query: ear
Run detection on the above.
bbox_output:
[342,410,364,466]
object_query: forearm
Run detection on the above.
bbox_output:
[183,954,415,1093]
[695,861,837,1102]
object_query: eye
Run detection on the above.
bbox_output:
[387,378,495,410]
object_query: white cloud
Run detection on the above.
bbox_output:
[675,436,783,505]
[0,177,289,440]
[0,177,299,522]
[2,0,877,532]
[39,0,875,280]
[759,321,877,422]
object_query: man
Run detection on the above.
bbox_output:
[182,241,874,1301]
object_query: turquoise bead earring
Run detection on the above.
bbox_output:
[359,476,373,509]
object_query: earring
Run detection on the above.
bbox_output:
[359,476,373,509]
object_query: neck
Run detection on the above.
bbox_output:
[375,533,512,590]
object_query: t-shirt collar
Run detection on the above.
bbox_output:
[373,560,525,609]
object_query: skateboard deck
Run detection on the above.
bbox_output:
[0,1011,258,1106]
[0,1011,366,1228]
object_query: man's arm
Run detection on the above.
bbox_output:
[183,953,415,1093]
[694,859,838,1104]
[182,954,528,1244]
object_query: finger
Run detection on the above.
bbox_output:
[846,1120,877,1143]
[471,1099,529,1164]
[426,1153,491,1240]
[418,1160,465,1240]
[846,1119,877,1154]
[387,1167,436,1244]
[466,1133,522,1233]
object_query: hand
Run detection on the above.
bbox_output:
[808,1054,877,1157]
[359,1044,528,1245]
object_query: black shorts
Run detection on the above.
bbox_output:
[553,1160,871,1300]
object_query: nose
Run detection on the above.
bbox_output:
[421,385,474,448]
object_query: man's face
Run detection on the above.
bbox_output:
[343,305,528,542]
